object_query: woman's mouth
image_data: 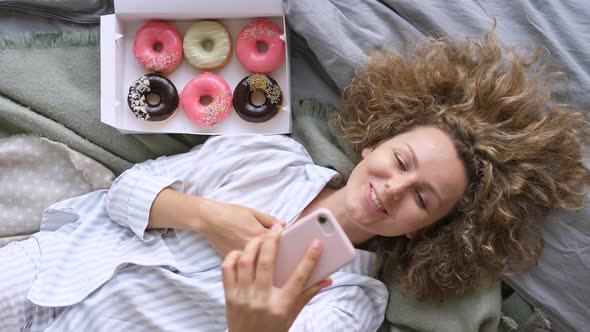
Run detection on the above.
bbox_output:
[368,184,388,215]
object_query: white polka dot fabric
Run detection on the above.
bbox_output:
[0,135,114,246]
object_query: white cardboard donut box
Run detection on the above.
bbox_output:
[100,0,291,135]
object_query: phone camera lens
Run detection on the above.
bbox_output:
[318,216,327,224]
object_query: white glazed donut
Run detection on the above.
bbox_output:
[183,20,232,71]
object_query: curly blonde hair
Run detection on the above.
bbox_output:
[333,30,590,300]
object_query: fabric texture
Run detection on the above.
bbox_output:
[0,237,64,331]
[0,27,207,175]
[0,1,111,41]
[385,277,501,332]
[285,1,590,331]
[0,0,113,24]
[291,100,358,178]
[0,135,114,247]
[12,135,387,331]
[1,239,38,328]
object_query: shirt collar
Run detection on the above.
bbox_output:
[304,164,340,184]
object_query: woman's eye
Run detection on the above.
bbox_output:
[416,191,427,209]
[395,154,407,171]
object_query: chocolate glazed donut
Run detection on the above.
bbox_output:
[127,73,179,121]
[232,74,283,123]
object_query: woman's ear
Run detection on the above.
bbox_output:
[361,147,375,159]
[406,232,416,240]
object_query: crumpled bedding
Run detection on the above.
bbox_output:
[0,135,114,247]
[0,0,112,24]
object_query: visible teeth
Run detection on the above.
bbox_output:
[370,187,385,210]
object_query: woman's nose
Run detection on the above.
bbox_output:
[385,176,412,201]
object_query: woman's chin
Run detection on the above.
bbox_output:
[344,191,377,226]
[346,203,373,226]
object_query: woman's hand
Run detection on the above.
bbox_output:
[222,224,332,332]
[200,199,284,256]
[148,188,283,256]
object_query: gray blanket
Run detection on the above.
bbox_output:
[0,0,111,23]
[285,1,590,331]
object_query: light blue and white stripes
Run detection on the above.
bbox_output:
[1,134,388,331]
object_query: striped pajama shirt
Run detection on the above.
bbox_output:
[1,135,388,331]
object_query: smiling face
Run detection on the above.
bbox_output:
[344,126,468,238]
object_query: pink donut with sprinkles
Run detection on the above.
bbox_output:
[236,19,285,73]
[180,72,233,126]
[133,21,183,73]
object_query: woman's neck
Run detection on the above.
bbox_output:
[299,186,375,246]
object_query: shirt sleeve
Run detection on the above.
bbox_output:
[105,145,205,241]
[105,134,312,242]
[289,281,388,332]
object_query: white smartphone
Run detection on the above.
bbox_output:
[273,208,356,289]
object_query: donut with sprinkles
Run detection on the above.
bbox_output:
[133,21,183,73]
[235,19,285,73]
[127,73,179,121]
[180,72,233,126]
[232,73,283,123]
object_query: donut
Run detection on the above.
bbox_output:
[127,73,179,121]
[236,19,285,73]
[183,20,232,71]
[133,21,183,73]
[232,74,283,123]
[180,72,233,126]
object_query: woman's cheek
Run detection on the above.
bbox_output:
[406,211,429,232]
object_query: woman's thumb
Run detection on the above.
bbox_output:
[294,278,332,313]
[251,209,284,228]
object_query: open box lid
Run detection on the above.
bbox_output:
[115,0,284,19]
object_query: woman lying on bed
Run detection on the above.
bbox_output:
[2,31,589,332]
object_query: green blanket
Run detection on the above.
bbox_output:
[2,26,543,332]
[0,26,205,174]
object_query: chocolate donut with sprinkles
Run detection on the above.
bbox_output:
[232,74,283,123]
[127,73,179,121]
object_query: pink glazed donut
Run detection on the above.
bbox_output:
[180,72,233,126]
[236,19,285,73]
[133,21,183,73]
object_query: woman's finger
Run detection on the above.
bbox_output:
[250,208,284,228]
[283,239,323,297]
[300,278,332,305]
[255,224,283,291]
[221,250,242,296]
[237,236,265,288]
[291,278,332,316]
